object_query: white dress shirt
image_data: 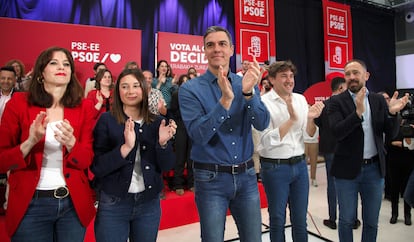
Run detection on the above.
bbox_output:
[257,89,318,159]
[0,90,13,124]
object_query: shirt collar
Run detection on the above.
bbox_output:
[348,88,369,98]
[0,88,15,97]
[205,68,235,84]
[268,89,288,102]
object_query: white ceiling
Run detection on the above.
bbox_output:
[367,0,414,9]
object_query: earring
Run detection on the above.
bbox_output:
[36,77,44,84]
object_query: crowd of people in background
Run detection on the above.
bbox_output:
[0,25,413,242]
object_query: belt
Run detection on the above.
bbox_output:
[363,155,379,165]
[33,186,70,199]
[260,154,305,165]
[193,160,254,174]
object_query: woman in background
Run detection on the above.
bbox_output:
[152,60,176,110]
[86,69,114,119]
[5,59,32,91]
[170,74,193,195]
[0,46,96,241]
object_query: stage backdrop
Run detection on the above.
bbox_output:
[0,17,141,86]
[0,0,397,95]
[156,32,208,76]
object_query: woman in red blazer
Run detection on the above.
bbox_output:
[0,46,96,241]
[86,69,114,120]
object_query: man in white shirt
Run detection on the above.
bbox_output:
[236,59,250,77]
[258,60,324,242]
[0,66,17,123]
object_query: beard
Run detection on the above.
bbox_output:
[348,80,363,93]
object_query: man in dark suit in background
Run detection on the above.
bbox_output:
[328,59,409,242]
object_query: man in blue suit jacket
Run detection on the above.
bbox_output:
[328,59,409,242]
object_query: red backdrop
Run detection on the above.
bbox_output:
[0,17,141,86]
[156,32,208,76]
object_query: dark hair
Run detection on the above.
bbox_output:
[124,61,139,70]
[5,59,25,77]
[260,75,271,85]
[93,62,106,71]
[344,59,367,70]
[155,60,169,78]
[331,76,345,92]
[0,66,17,76]
[110,68,156,124]
[28,46,83,108]
[267,60,297,77]
[95,69,114,90]
[187,67,197,75]
[203,26,233,46]
[177,74,188,86]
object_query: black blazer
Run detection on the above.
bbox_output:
[91,112,175,200]
[328,91,398,179]
[315,97,336,154]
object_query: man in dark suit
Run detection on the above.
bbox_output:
[328,59,409,242]
[315,76,362,230]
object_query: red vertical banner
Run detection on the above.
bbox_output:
[234,0,276,69]
[322,0,353,73]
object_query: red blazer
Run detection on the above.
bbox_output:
[86,89,113,119]
[0,92,96,237]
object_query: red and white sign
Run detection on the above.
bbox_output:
[240,29,270,63]
[322,0,352,73]
[0,17,141,86]
[156,32,208,75]
[240,0,269,26]
[234,0,276,67]
[327,40,349,70]
[327,7,348,38]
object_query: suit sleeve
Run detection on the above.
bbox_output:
[0,95,27,172]
[328,94,363,141]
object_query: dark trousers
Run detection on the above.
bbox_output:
[173,119,193,189]
[389,148,414,216]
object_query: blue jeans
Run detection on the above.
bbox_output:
[12,196,85,242]
[404,170,414,208]
[193,166,262,242]
[94,191,161,242]
[324,153,337,221]
[261,159,309,242]
[335,163,384,242]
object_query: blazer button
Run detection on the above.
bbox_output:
[145,166,150,170]
[148,185,152,189]
[65,173,70,178]
[72,158,78,164]
[142,145,146,150]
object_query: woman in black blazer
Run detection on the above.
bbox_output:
[91,68,177,242]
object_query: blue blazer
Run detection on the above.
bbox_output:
[328,91,398,179]
[91,112,175,200]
